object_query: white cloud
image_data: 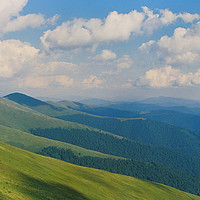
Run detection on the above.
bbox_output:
[54,75,73,87]
[136,66,200,88]
[116,55,133,69]
[82,75,103,89]
[47,14,60,25]
[94,49,117,61]
[141,7,177,34]
[0,0,56,35]
[178,13,200,23]
[139,22,200,65]
[0,39,39,78]
[0,0,27,25]
[40,7,200,52]
[139,40,155,51]
[40,9,145,51]
[159,9,178,25]
[17,76,49,88]
[17,75,73,88]
[35,61,77,76]
[0,39,76,90]
[4,14,46,33]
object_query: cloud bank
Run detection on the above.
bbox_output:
[41,7,200,52]
[140,21,200,66]
[136,66,200,88]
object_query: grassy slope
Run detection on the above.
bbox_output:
[5,94,200,156]
[27,99,200,157]
[56,100,200,131]
[0,98,85,131]
[0,124,120,159]
[0,141,199,200]
[3,96,200,173]
[58,113,200,155]
[0,98,120,140]
[136,109,200,131]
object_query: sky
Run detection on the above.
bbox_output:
[1,0,200,100]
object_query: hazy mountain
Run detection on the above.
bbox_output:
[78,98,112,105]
[140,96,200,108]
[2,92,200,196]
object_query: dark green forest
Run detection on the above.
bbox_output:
[39,146,200,196]
[30,127,200,176]
[56,114,200,157]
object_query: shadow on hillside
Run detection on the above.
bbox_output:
[17,171,90,200]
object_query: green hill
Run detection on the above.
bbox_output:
[0,124,119,159]
[0,141,199,200]
[134,109,200,132]
[56,99,200,132]
[2,93,200,195]
[57,113,200,157]
[5,93,200,157]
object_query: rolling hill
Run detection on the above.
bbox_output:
[0,141,199,200]
[5,93,200,157]
[0,124,120,159]
[1,124,200,196]
[2,92,200,195]
[3,94,200,175]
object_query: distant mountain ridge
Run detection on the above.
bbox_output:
[2,92,200,196]
[78,98,111,105]
[140,96,200,108]
[4,92,48,107]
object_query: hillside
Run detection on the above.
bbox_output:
[56,100,200,132]
[2,93,200,195]
[0,141,199,200]
[0,124,119,159]
[57,113,200,157]
[2,125,200,196]
[2,96,200,177]
[135,110,200,131]
[5,93,200,157]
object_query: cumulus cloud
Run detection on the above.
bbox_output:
[0,39,76,91]
[179,13,200,23]
[142,7,178,34]
[53,75,74,87]
[82,75,103,89]
[136,66,200,88]
[4,14,46,33]
[0,39,39,78]
[40,10,145,51]
[140,22,200,65]
[41,7,200,52]
[47,14,60,25]
[17,75,73,88]
[17,76,49,88]
[35,61,78,76]
[93,49,117,61]
[0,0,57,35]
[116,55,133,70]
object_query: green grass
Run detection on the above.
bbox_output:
[0,124,121,159]
[0,98,83,131]
[0,141,199,200]
[0,98,121,140]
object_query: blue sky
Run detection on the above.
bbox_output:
[1,0,200,100]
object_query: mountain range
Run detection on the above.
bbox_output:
[1,92,200,199]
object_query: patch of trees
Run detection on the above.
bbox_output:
[30,127,200,177]
[38,146,200,196]
[56,114,200,157]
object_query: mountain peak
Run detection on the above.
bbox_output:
[4,92,48,107]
